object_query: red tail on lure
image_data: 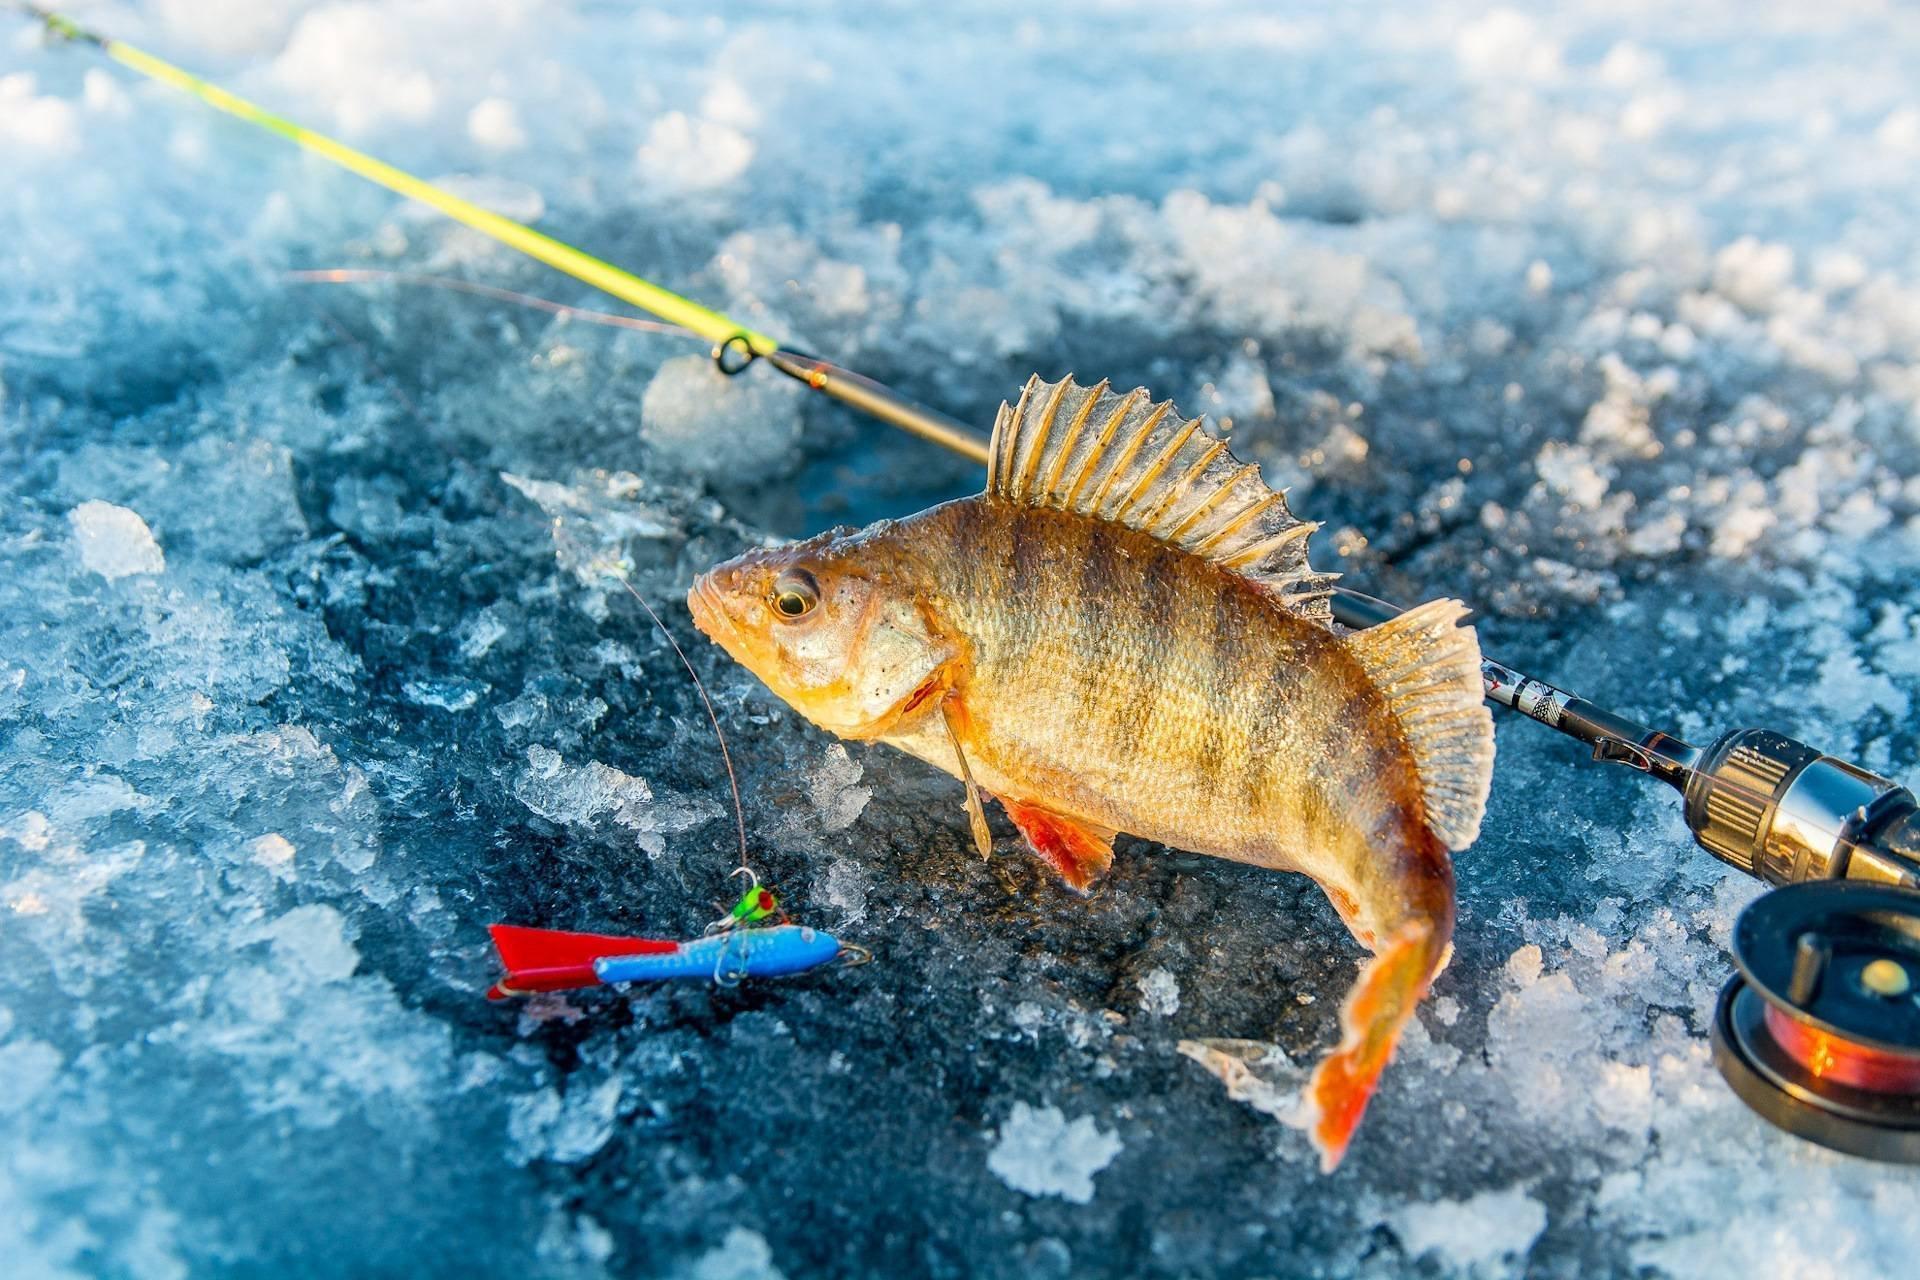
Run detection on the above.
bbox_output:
[484,924,677,999]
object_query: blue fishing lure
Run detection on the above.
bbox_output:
[596,925,848,985]
[485,922,866,998]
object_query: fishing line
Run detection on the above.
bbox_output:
[288,270,707,341]
[7,2,777,353]
[608,573,751,876]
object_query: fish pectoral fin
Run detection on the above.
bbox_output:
[940,700,994,860]
[1000,799,1115,893]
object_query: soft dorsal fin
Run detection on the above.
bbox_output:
[986,375,1337,622]
[1343,599,1495,850]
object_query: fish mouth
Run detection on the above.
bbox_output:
[686,572,737,649]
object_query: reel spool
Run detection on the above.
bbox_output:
[1711,880,1920,1162]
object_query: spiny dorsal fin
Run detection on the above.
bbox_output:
[986,375,1337,622]
[1344,599,1495,850]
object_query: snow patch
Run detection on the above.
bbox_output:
[986,1103,1122,1204]
[636,112,755,194]
[1391,1184,1548,1271]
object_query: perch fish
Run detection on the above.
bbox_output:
[688,376,1495,1168]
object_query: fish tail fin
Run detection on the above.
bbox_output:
[1296,597,1487,1167]
[1303,910,1452,1171]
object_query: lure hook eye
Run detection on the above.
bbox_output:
[836,943,874,968]
[712,333,756,376]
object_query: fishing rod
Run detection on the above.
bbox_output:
[16,3,1920,1157]
[3,4,988,465]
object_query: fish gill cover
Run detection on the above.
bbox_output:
[2,2,1918,1277]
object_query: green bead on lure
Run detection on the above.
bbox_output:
[710,868,783,933]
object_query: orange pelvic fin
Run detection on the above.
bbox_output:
[940,699,995,859]
[1302,921,1442,1171]
[1001,799,1115,892]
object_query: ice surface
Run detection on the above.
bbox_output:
[4,0,1920,1275]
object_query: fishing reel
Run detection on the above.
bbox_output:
[1679,728,1920,890]
[1399,594,1920,1159]
[1543,704,1920,1160]
[1712,880,1920,1162]
[1675,728,1920,1161]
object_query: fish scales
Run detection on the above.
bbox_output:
[911,501,1415,877]
[690,375,1494,1169]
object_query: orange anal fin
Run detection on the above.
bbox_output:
[1303,922,1440,1171]
[1001,800,1115,893]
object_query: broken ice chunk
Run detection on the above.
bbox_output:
[402,677,489,712]
[256,904,360,985]
[511,744,716,857]
[769,744,873,845]
[819,859,869,923]
[507,1074,623,1166]
[467,97,526,151]
[457,609,510,661]
[682,1227,788,1280]
[250,833,298,880]
[634,112,754,195]
[640,354,804,482]
[1136,967,1180,1017]
[810,744,872,833]
[501,469,680,587]
[68,500,165,579]
[985,1102,1122,1204]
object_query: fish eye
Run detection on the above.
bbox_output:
[771,569,819,620]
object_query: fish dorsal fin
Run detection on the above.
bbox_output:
[1343,599,1495,850]
[987,375,1337,622]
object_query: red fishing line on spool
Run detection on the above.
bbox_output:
[1762,1004,1920,1095]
